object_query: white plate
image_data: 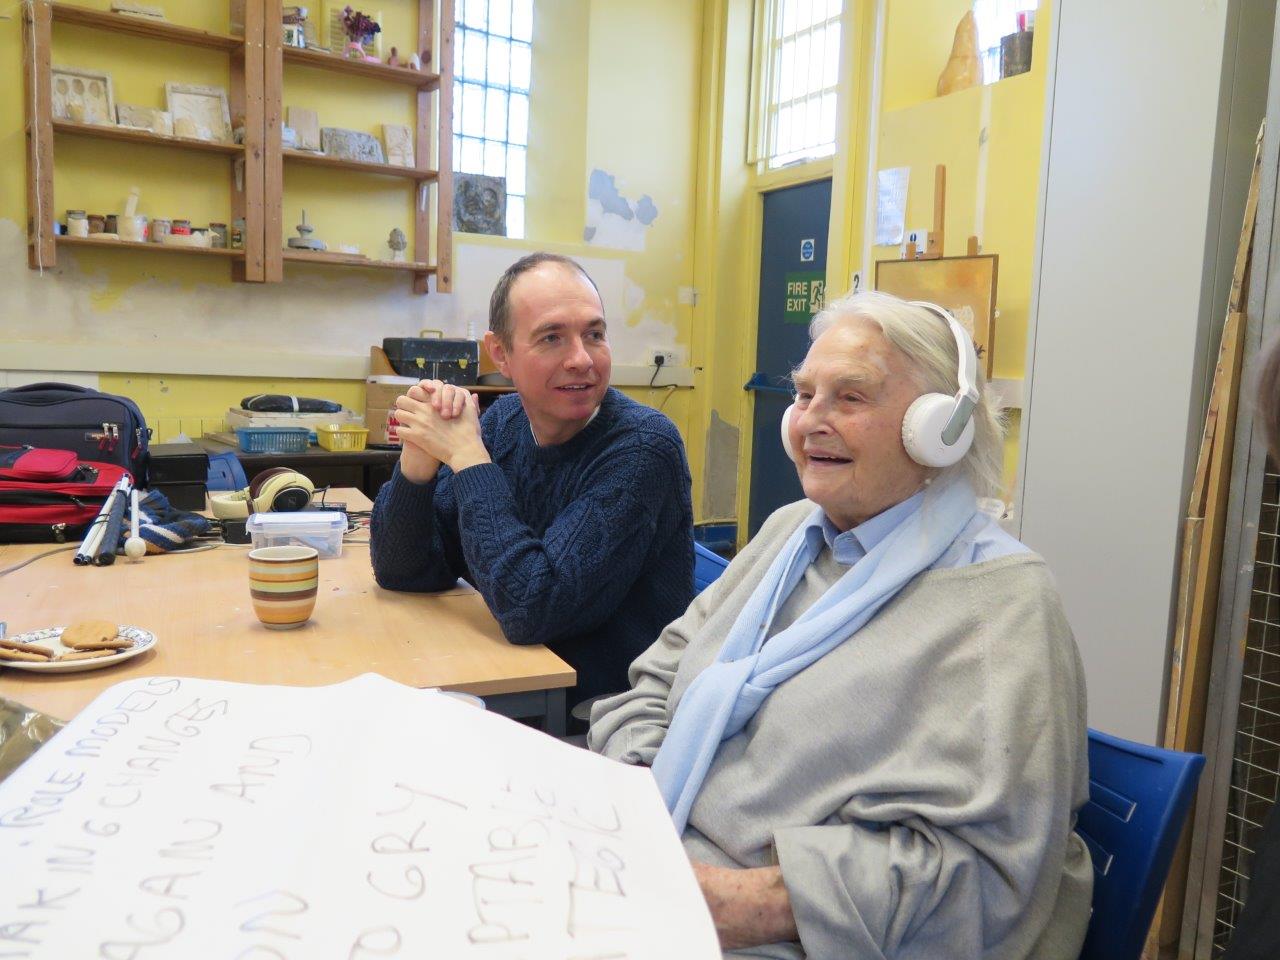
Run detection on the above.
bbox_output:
[0,626,157,673]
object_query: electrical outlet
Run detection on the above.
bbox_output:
[651,349,677,367]
[902,227,929,257]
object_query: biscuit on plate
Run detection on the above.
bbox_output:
[61,619,121,648]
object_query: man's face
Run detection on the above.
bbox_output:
[486,263,612,445]
[789,318,931,531]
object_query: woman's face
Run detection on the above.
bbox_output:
[788,318,932,531]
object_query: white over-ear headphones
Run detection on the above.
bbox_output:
[209,468,315,521]
[781,300,980,469]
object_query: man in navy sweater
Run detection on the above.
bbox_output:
[370,253,694,722]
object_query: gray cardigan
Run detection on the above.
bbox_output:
[590,500,1093,960]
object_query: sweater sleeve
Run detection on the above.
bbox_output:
[447,435,686,647]
[368,462,468,592]
[773,567,1090,959]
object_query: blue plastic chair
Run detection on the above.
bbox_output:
[694,541,730,594]
[1076,729,1206,960]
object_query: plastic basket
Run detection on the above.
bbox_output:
[315,424,369,452]
[235,426,311,454]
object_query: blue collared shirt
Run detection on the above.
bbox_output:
[814,491,1029,569]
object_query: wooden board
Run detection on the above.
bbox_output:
[430,0,455,294]
[23,0,55,271]
[51,2,243,49]
[58,236,245,257]
[282,249,434,271]
[283,148,438,180]
[52,119,244,154]
[283,45,441,87]
[263,0,284,282]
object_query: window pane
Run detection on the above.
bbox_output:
[777,39,794,104]
[462,28,486,80]
[808,26,825,95]
[794,31,811,96]
[510,41,531,91]
[452,138,461,170]
[488,35,511,87]
[795,0,813,33]
[507,144,526,195]
[824,22,842,87]
[820,91,836,145]
[511,0,532,42]
[508,92,529,144]
[484,87,508,141]
[488,0,512,38]
[461,83,485,138]
[461,0,487,30]
[453,30,463,76]
[780,0,796,37]
[460,135,483,173]
[483,139,507,177]
[452,83,462,132]
[776,103,791,156]
[507,195,525,239]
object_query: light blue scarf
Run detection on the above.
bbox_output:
[651,478,980,832]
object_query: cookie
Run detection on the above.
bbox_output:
[61,619,120,649]
[0,648,52,663]
[0,638,55,659]
[57,649,120,662]
[67,639,132,651]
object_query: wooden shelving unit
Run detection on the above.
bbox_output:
[23,1,265,280]
[24,1,452,295]
[267,0,453,294]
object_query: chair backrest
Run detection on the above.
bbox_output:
[1076,728,1206,960]
[693,542,730,594]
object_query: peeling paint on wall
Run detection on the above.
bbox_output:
[702,410,740,521]
[584,169,658,251]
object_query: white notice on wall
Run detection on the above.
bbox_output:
[0,674,720,958]
[875,167,911,246]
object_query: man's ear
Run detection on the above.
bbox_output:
[483,331,511,380]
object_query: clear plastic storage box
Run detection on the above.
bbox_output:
[246,511,347,559]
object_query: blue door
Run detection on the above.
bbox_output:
[746,179,831,537]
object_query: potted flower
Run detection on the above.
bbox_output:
[341,6,381,62]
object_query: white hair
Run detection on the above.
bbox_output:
[805,289,1006,499]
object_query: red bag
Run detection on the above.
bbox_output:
[0,446,131,543]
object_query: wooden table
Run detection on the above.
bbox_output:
[0,490,574,731]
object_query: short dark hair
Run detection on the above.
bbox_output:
[488,253,601,347]
[1257,333,1280,461]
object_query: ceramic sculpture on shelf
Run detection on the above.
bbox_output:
[287,210,326,252]
[936,10,982,97]
[387,228,407,262]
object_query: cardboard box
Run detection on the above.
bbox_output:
[365,408,401,446]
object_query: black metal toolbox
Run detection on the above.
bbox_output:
[381,335,479,384]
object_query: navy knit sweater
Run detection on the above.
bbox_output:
[370,388,694,704]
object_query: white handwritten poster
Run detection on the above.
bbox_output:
[0,674,719,958]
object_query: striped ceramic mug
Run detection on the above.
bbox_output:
[248,545,319,630]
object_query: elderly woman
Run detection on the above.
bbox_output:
[589,291,1092,959]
